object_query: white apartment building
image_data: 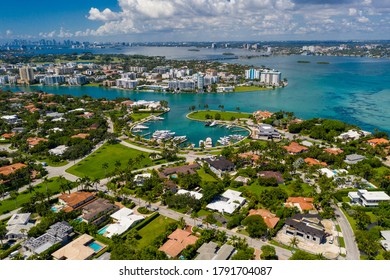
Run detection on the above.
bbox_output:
[116,78,138,89]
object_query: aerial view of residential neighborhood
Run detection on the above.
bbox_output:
[0,0,390,262]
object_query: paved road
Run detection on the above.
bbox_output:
[109,192,292,260]
[334,205,360,260]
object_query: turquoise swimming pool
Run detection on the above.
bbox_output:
[88,241,103,252]
[98,225,109,235]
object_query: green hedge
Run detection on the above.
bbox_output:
[134,212,160,231]
[93,233,113,246]
[93,247,109,259]
[0,243,21,260]
[122,212,160,240]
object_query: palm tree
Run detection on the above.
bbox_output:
[82,176,92,191]
[229,235,239,246]
[190,211,198,226]
[42,176,50,193]
[114,160,122,174]
[92,178,100,191]
[178,217,186,229]
[102,162,109,178]
[149,152,158,160]
[27,184,34,194]
[45,189,52,203]
[10,191,19,208]
[289,237,299,250]
[76,177,84,191]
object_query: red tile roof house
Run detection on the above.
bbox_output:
[1,132,16,140]
[367,138,389,147]
[27,137,48,148]
[249,209,280,229]
[285,197,315,212]
[71,133,90,139]
[58,192,96,212]
[238,152,261,164]
[258,171,284,184]
[159,229,198,258]
[0,163,27,176]
[283,142,309,154]
[159,163,200,179]
[324,147,344,155]
[304,158,327,167]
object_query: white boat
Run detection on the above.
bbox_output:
[133,129,142,133]
[199,140,205,148]
[217,136,230,146]
[209,121,217,127]
[150,115,164,120]
[173,136,187,144]
[134,124,149,130]
[152,130,175,140]
[205,137,213,148]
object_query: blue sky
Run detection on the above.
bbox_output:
[1,0,390,42]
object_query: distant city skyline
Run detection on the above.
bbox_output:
[1,0,390,42]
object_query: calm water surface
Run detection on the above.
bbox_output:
[4,47,390,145]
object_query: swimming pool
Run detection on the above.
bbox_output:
[51,206,57,212]
[88,241,103,252]
[98,225,109,235]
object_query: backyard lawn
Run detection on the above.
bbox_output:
[243,181,315,197]
[34,156,68,167]
[66,143,153,179]
[197,168,217,182]
[131,112,152,122]
[137,215,175,248]
[240,181,314,197]
[0,177,72,215]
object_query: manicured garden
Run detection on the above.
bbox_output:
[66,143,154,179]
[0,177,71,215]
[188,110,252,121]
[137,215,175,248]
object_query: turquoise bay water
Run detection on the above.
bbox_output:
[3,53,390,144]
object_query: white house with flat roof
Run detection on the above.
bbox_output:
[104,207,144,238]
[348,189,390,207]
[319,168,348,178]
[49,145,68,156]
[345,154,366,165]
[177,189,203,200]
[380,231,390,251]
[207,190,246,214]
[5,213,35,240]
[1,115,19,124]
[338,129,371,141]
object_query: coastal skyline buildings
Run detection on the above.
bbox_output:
[19,67,34,84]
[1,1,390,42]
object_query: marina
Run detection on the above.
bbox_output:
[5,54,390,143]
